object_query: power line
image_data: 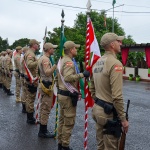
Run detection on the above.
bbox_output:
[18,0,150,14]
[18,0,124,12]
[18,0,81,11]
[28,0,87,10]
[92,0,150,9]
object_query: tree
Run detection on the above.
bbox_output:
[48,11,135,63]
[0,37,9,52]
[9,38,30,50]
[47,26,85,63]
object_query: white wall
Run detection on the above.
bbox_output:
[123,67,150,80]
[123,67,135,77]
[139,68,150,80]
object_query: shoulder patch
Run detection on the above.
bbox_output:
[43,61,49,65]
[66,62,73,67]
[28,55,32,58]
[114,65,123,72]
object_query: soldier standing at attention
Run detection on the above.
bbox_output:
[2,51,7,93]
[38,42,57,138]
[0,52,3,88]
[57,41,90,150]
[20,47,28,113]
[14,46,22,102]
[24,39,40,124]
[0,51,5,90]
[4,49,9,90]
[5,49,14,95]
[90,33,129,150]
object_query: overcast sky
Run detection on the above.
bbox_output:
[0,0,150,46]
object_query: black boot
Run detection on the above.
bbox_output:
[38,124,55,138]
[58,143,62,150]
[2,85,6,92]
[62,146,73,150]
[7,89,14,96]
[22,103,27,113]
[27,112,35,124]
[4,86,7,93]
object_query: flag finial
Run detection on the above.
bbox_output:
[61,9,65,24]
[61,9,65,19]
[86,0,92,13]
[45,26,47,36]
[43,26,47,42]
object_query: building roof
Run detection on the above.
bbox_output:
[122,43,150,48]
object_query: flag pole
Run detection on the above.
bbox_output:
[84,1,91,149]
[112,0,116,32]
[60,9,65,57]
[54,10,65,138]
[112,5,114,32]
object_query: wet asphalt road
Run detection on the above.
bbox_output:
[0,77,150,150]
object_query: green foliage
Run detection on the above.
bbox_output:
[0,37,9,52]
[126,52,145,67]
[123,35,135,45]
[129,74,133,77]
[136,74,140,77]
[9,38,30,50]
[0,11,138,65]
[48,11,135,63]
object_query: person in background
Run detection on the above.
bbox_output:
[14,46,22,102]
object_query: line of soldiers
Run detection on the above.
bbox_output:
[0,39,90,150]
[0,49,14,95]
[0,32,129,150]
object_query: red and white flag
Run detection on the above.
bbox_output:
[35,92,41,124]
[24,61,38,84]
[85,16,101,108]
[84,16,101,150]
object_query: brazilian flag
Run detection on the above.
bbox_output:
[60,25,66,57]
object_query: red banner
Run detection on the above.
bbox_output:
[145,47,150,77]
[121,48,129,74]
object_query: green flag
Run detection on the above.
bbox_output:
[60,25,66,57]
[112,0,116,6]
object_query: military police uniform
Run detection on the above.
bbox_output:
[20,47,28,113]
[90,33,127,150]
[38,43,57,138]
[1,51,7,92]
[0,52,4,89]
[57,41,90,150]
[4,49,10,92]
[24,39,40,124]
[0,52,3,88]
[14,46,22,102]
[5,49,14,95]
